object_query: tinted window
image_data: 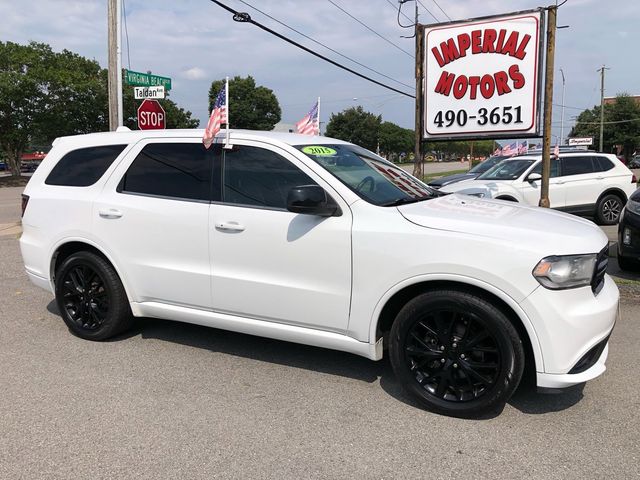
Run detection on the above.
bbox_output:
[120,143,212,201]
[469,156,506,174]
[223,146,316,209]
[594,156,614,172]
[46,145,126,186]
[531,159,560,178]
[561,156,594,176]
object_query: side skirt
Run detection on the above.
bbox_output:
[131,301,383,361]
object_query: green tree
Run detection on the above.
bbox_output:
[208,75,280,130]
[325,106,382,151]
[378,121,413,159]
[570,94,640,159]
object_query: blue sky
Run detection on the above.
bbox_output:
[1,0,638,143]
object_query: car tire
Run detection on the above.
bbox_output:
[389,289,524,418]
[618,253,640,272]
[55,251,132,341]
[596,194,624,225]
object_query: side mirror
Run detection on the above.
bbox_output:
[527,172,542,182]
[287,185,341,217]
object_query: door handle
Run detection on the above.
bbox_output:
[215,221,245,232]
[98,208,123,219]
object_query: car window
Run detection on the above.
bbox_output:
[46,145,127,187]
[530,159,560,178]
[296,144,435,206]
[477,158,535,180]
[119,143,213,201]
[594,156,614,172]
[222,145,316,209]
[469,156,505,174]
[561,156,595,176]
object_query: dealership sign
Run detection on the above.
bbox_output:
[568,137,593,146]
[423,10,544,140]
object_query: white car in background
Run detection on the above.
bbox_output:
[440,152,638,225]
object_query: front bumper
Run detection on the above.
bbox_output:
[520,274,618,389]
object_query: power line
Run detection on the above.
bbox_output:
[236,0,413,90]
[429,0,452,21]
[416,0,440,22]
[208,1,415,98]
[122,0,132,69]
[384,0,412,22]
[326,0,414,58]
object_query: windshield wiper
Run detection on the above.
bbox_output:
[382,197,430,207]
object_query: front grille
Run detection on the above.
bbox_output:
[590,246,608,294]
[569,335,610,374]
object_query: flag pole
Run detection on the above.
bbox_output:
[224,76,230,148]
[317,96,321,136]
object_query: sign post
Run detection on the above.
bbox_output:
[137,99,166,130]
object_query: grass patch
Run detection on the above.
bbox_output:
[0,176,30,188]
[613,277,640,286]
[424,169,467,182]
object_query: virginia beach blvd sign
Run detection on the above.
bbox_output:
[423,10,544,140]
[125,69,172,91]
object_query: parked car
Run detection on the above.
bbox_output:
[20,129,618,418]
[440,152,638,225]
[0,161,6,171]
[618,188,640,271]
[629,156,640,169]
[428,155,509,189]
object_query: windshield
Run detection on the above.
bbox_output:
[469,156,506,174]
[477,158,535,180]
[295,144,437,206]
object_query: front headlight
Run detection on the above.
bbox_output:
[626,199,640,215]
[532,254,596,289]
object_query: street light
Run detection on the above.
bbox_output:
[560,68,566,145]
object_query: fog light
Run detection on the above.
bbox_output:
[623,228,632,245]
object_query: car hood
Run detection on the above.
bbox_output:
[428,172,477,188]
[398,194,607,255]
[439,178,510,195]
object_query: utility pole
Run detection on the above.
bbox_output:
[107,0,123,130]
[412,1,424,179]
[539,5,557,208]
[598,65,609,152]
[559,68,565,145]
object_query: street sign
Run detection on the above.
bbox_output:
[134,86,166,100]
[125,69,172,90]
[137,99,166,130]
[423,10,544,140]
[568,137,594,146]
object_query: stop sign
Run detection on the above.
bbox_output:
[137,99,166,130]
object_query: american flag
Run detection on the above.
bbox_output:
[518,141,529,154]
[296,101,319,136]
[553,144,560,158]
[501,141,518,156]
[203,84,227,149]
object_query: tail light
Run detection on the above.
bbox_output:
[632,174,637,184]
[21,194,29,217]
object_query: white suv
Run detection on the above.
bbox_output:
[20,129,618,417]
[440,152,637,225]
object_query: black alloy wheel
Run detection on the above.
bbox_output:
[55,251,132,340]
[596,194,623,225]
[389,290,524,418]
[60,264,109,331]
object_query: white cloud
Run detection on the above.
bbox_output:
[181,67,207,80]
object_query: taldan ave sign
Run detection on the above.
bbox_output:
[134,86,166,100]
[423,10,543,140]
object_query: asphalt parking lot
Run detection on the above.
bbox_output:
[1,184,639,479]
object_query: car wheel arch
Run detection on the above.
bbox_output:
[495,195,518,202]
[372,277,542,377]
[50,239,135,304]
[596,188,627,206]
